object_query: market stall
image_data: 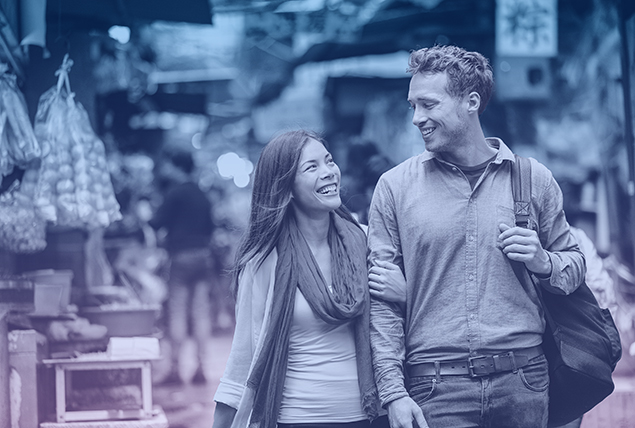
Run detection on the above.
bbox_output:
[0,0,221,424]
[0,54,171,427]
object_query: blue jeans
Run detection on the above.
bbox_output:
[408,354,549,428]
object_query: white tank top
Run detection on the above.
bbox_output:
[277,289,366,423]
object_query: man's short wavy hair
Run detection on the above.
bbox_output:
[408,45,494,115]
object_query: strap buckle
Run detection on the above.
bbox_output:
[468,355,494,377]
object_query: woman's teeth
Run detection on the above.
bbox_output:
[318,184,337,195]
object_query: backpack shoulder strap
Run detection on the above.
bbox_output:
[511,154,532,229]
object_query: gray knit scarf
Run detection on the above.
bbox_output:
[246,212,379,428]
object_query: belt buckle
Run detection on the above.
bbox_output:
[468,355,493,377]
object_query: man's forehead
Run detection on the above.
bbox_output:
[408,73,449,97]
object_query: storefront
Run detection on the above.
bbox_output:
[1,1,635,427]
[1,1,216,427]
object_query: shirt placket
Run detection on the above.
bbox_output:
[465,195,479,353]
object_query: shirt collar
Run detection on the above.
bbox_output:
[419,137,516,165]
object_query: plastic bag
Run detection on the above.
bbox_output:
[0,65,41,176]
[33,56,122,229]
[0,180,47,253]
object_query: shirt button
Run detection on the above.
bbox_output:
[468,235,474,241]
[470,314,476,320]
[468,274,475,281]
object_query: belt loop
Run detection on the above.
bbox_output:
[434,361,441,382]
[509,351,518,373]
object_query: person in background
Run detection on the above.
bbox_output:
[213,130,398,428]
[367,45,585,428]
[149,149,214,384]
[554,218,619,428]
[341,140,394,224]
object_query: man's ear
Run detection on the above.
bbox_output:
[467,91,481,115]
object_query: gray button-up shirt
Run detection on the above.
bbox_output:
[367,138,585,407]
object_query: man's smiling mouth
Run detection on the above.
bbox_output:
[422,126,436,137]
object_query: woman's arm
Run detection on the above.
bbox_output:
[213,251,277,427]
[212,402,238,428]
[369,260,406,304]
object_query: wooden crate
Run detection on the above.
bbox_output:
[43,356,157,424]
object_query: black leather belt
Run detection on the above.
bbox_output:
[407,345,543,378]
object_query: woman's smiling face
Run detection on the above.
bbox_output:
[292,138,342,216]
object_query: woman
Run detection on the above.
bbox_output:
[213,130,395,428]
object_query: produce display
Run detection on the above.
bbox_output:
[1,57,123,253]
[0,64,41,177]
[0,63,46,253]
[33,56,122,229]
[0,175,47,253]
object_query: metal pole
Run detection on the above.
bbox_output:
[617,1,635,270]
[0,309,10,428]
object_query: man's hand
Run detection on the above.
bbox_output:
[386,396,429,428]
[369,260,407,303]
[498,223,552,276]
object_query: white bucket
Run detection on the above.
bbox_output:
[23,269,73,316]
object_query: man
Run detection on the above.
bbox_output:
[367,45,585,428]
[150,150,215,384]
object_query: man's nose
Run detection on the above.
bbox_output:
[412,108,427,127]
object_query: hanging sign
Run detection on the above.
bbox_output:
[496,0,558,57]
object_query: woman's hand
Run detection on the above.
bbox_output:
[369,260,407,304]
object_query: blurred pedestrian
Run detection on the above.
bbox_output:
[213,130,398,428]
[367,45,585,428]
[552,217,619,428]
[342,140,393,224]
[150,149,214,384]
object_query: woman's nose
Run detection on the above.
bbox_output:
[319,164,335,179]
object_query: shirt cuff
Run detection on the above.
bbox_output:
[380,390,410,409]
[534,253,577,295]
[214,377,244,409]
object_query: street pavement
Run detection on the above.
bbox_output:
[153,332,232,428]
[152,331,635,428]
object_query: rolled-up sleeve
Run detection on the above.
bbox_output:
[368,177,408,406]
[531,160,586,295]
[370,299,408,406]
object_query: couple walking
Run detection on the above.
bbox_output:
[212,45,585,428]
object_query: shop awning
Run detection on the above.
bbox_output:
[295,0,493,65]
[46,0,213,31]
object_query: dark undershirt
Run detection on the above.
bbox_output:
[452,154,498,190]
